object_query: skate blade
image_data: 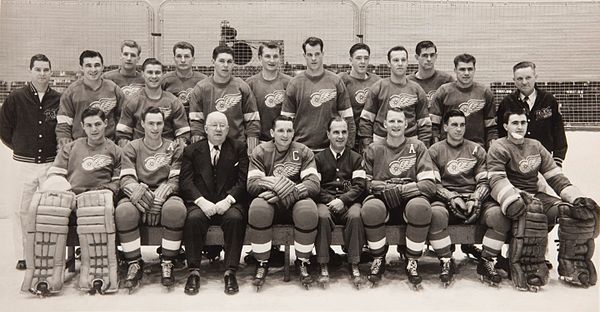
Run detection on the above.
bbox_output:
[408,282,423,291]
[479,275,499,287]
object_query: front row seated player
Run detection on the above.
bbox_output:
[22,107,122,296]
[361,107,436,289]
[247,115,321,290]
[429,109,510,286]
[115,106,186,291]
[488,108,599,291]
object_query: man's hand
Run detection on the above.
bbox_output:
[327,198,345,214]
[258,190,279,204]
[449,196,468,219]
[196,197,217,217]
[214,197,233,215]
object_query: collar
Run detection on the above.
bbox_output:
[329,147,345,158]
[207,141,222,151]
[520,89,537,103]
[29,82,49,95]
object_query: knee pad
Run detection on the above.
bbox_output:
[249,198,274,229]
[161,196,186,228]
[22,191,75,296]
[292,199,318,230]
[429,204,449,233]
[404,197,432,226]
[76,190,118,294]
[484,204,511,234]
[558,216,597,287]
[114,200,140,232]
[361,198,387,227]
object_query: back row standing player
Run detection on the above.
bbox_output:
[102,40,145,98]
[408,41,454,109]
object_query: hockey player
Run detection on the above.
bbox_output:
[361,108,436,290]
[161,41,208,115]
[430,53,497,148]
[314,116,366,288]
[408,41,454,108]
[246,41,292,144]
[429,109,510,286]
[247,115,320,290]
[116,58,190,147]
[358,45,432,150]
[281,36,355,152]
[56,50,125,147]
[22,106,122,296]
[102,40,145,98]
[488,108,598,290]
[338,43,381,151]
[496,61,567,167]
[179,111,248,295]
[115,106,186,291]
[188,45,260,153]
[0,54,61,270]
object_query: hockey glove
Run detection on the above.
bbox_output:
[153,183,174,209]
[272,176,296,199]
[123,182,154,213]
[505,197,526,220]
[572,197,599,221]
[449,196,468,220]
[464,199,481,224]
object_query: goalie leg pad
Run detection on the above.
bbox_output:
[509,207,549,291]
[22,191,75,295]
[76,190,118,294]
[558,216,597,287]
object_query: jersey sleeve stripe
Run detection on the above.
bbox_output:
[119,168,137,179]
[116,123,133,134]
[352,169,366,179]
[339,107,353,118]
[243,112,260,121]
[189,112,203,121]
[56,115,73,125]
[174,126,191,136]
[417,117,432,126]
[360,110,376,122]
[484,118,497,127]
[247,169,266,179]
[300,167,319,180]
[417,171,436,181]
[542,167,562,180]
[430,114,442,124]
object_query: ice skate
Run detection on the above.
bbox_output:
[461,244,482,261]
[161,260,175,288]
[123,260,143,294]
[317,263,329,288]
[477,257,502,287]
[30,282,50,297]
[367,256,385,287]
[439,257,456,288]
[296,259,313,289]
[252,261,269,291]
[350,263,364,289]
[405,258,423,290]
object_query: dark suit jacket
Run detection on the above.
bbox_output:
[179,138,248,208]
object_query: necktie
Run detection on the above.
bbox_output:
[336,153,342,160]
[212,146,220,166]
[523,96,530,106]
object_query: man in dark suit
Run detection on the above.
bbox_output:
[179,111,248,295]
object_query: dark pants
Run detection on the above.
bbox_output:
[183,204,247,271]
[315,203,365,264]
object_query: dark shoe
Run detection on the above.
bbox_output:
[224,273,239,295]
[329,247,344,268]
[184,272,200,295]
[16,259,26,270]
[203,245,222,262]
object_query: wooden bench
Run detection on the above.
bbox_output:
[66,224,486,282]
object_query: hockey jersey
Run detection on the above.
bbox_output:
[116,88,190,141]
[408,70,454,107]
[245,72,292,141]
[56,78,124,141]
[338,71,381,131]
[315,148,366,205]
[430,82,497,147]
[102,69,145,98]
[161,71,208,112]
[359,78,432,144]
[48,137,122,195]
[188,76,260,142]
[429,139,487,194]
[281,70,355,150]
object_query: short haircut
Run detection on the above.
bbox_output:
[415,41,437,56]
[212,45,234,60]
[79,50,104,66]
[327,116,347,131]
[503,107,528,124]
[386,107,406,119]
[141,58,163,71]
[142,106,164,122]
[513,61,536,73]
[453,53,476,68]
[121,40,141,54]
[349,43,370,57]
[258,41,281,57]
[30,54,51,70]
[271,115,294,130]
[81,106,106,122]
[443,109,466,125]
[172,41,195,57]
[302,37,324,53]
[387,46,408,62]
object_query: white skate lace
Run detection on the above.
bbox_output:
[351,264,361,277]
[127,261,141,280]
[483,258,498,275]
[255,261,268,279]
[161,260,173,278]
[407,259,418,275]
[299,259,310,277]
[441,258,452,273]
[370,257,384,274]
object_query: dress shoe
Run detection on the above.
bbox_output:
[224,273,239,295]
[16,260,26,270]
[184,272,200,295]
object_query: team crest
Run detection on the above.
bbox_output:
[273,161,301,178]
[458,99,485,116]
[535,107,552,120]
[389,93,417,108]
[121,84,143,97]
[159,107,172,119]
[81,154,112,171]
[215,93,242,112]
[389,156,416,176]
[310,89,336,107]
[144,153,171,171]
[89,98,117,114]
[177,88,194,104]
[354,88,369,104]
[264,90,285,108]
[426,90,436,102]
[44,108,57,121]
[519,154,541,174]
[446,158,477,175]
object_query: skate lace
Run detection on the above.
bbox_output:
[299,260,310,277]
[351,265,361,278]
[370,257,384,274]
[255,262,268,279]
[483,258,498,275]
[126,261,141,280]
[406,259,418,275]
[441,258,452,273]
[161,261,173,278]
